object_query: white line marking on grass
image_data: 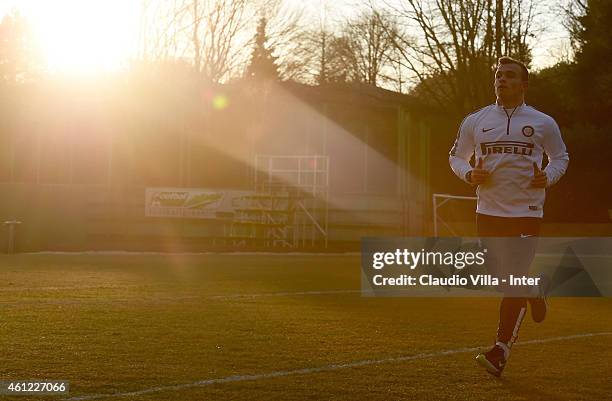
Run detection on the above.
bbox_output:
[208,287,442,300]
[208,289,362,299]
[63,332,612,401]
[22,251,612,258]
[26,251,360,256]
[0,284,143,293]
[0,289,375,307]
[0,289,439,306]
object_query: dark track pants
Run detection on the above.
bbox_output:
[476,213,541,346]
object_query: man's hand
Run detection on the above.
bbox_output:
[530,162,547,188]
[467,157,489,185]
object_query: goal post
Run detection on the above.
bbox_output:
[432,193,477,236]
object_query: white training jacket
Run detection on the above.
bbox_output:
[449,103,569,218]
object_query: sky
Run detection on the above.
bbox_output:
[0,0,572,75]
[0,0,141,73]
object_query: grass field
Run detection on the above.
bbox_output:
[1,253,611,401]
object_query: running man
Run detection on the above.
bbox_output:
[449,56,569,376]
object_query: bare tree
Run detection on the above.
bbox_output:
[139,0,192,62]
[308,4,337,85]
[334,9,399,86]
[277,28,320,83]
[385,0,541,113]
[245,0,398,86]
[271,0,348,85]
[138,0,251,83]
[191,0,251,82]
[560,0,587,51]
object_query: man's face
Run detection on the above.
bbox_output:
[494,63,527,101]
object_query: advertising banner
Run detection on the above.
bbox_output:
[145,187,253,219]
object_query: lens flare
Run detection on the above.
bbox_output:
[212,95,229,110]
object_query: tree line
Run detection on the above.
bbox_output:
[2,0,606,121]
[0,1,553,98]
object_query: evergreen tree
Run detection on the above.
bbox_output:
[572,0,612,125]
[245,16,280,81]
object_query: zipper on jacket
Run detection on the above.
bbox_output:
[503,106,519,135]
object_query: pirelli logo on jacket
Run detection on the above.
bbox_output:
[480,140,534,156]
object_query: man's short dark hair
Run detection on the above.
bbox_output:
[497,56,529,82]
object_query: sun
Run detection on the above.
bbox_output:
[21,0,140,73]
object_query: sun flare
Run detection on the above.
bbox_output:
[19,0,140,73]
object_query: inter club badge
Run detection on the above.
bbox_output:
[522,125,534,137]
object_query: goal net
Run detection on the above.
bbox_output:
[432,193,478,237]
